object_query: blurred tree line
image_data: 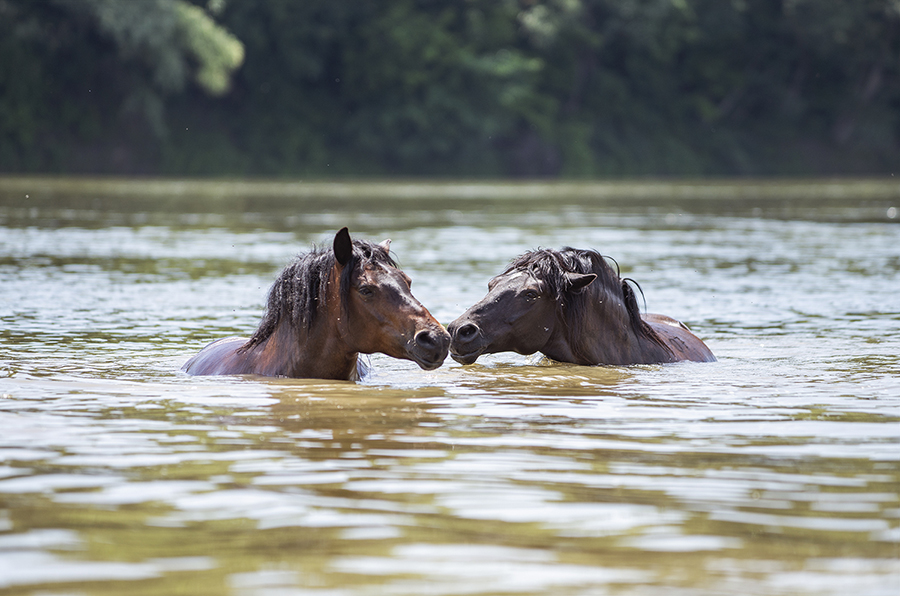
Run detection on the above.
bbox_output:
[1,0,899,178]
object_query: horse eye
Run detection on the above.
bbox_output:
[524,290,539,300]
[358,286,375,297]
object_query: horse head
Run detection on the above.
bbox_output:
[448,253,596,365]
[332,227,450,371]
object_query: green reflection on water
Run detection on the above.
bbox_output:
[2,176,900,229]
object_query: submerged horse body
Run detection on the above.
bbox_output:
[183,228,450,380]
[449,247,715,366]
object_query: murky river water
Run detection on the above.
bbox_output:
[1,179,898,595]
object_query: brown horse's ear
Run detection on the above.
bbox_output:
[334,227,353,266]
[565,272,596,294]
[379,239,391,253]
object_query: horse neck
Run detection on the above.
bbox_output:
[249,316,360,380]
[545,283,667,365]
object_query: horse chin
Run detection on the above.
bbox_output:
[413,357,444,371]
[450,350,482,366]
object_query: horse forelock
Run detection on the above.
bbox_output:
[241,239,396,351]
[337,239,398,316]
[505,247,618,304]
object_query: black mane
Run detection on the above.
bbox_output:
[241,239,396,351]
[505,247,670,360]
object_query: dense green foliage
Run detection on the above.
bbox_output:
[2,0,899,177]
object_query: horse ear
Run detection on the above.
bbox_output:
[565,272,596,294]
[379,239,391,253]
[333,227,353,266]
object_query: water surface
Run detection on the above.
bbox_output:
[1,179,898,595]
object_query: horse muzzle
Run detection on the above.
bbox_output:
[448,320,486,365]
[408,327,451,370]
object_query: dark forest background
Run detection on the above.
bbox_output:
[2,0,899,178]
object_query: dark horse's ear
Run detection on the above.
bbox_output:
[334,227,353,267]
[565,272,596,294]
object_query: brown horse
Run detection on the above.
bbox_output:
[183,228,450,380]
[448,247,715,366]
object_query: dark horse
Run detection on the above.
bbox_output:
[183,228,450,380]
[448,247,715,366]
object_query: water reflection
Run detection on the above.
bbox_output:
[0,180,898,594]
[3,374,896,593]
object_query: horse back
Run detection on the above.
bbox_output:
[642,314,716,362]
[181,337,250,375]
[182,336,369,379]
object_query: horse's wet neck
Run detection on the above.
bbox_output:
[543,287,658,365]
[251,319,359,380]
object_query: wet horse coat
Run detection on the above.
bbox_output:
[448,247,715,366]
[183,228,450,380]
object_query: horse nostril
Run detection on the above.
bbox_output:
[456,322,479,342]
[415,329,438,350]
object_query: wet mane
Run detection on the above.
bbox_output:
[240,239,396,351]
[504,248,671,360]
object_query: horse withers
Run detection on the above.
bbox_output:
[183,228,450,380]
[448,247,715,366]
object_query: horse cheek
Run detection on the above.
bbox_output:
[523,303,556,353]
